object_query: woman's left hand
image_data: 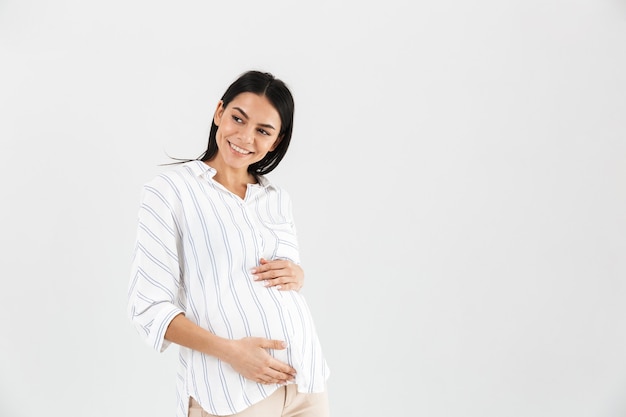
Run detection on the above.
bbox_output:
[251,258,304,291]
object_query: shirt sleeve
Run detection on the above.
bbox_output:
[127,179,185,352]
[281,188,301,265]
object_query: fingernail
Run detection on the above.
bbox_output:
[276,285,282,290]
[263,281,270,287]
[250,268,257,274]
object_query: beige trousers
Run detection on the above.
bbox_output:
[188,385,329,417]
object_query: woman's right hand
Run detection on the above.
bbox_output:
[225,337,297,385]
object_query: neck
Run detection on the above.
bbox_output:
[203,161,256,198]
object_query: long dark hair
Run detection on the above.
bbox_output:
[196,70,295,176]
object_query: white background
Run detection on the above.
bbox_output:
[1,1,626,416]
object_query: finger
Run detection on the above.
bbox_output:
[270,361,297,378]
[265,355,296,376]
[258,376,273,385]
[260,339,288,350]
[250,262,277,275]
[250,259,268,275]
[255,270,291,284]
[264,278,301,291]
[257,259,289,272]
[259,269,280,280]
[276,282,299,291]
[260,275,286,286]
[266,368,296,383]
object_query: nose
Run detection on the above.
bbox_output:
[242,126,255,144]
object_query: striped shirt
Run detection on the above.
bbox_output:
[127,160,329,416]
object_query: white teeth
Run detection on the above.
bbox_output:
[230,142,251,155]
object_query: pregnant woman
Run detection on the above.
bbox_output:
[127,70,330,417]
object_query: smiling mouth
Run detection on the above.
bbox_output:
[229,141,252,155]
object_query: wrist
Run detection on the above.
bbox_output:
[214,337,237,363]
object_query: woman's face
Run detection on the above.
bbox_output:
[213,92,282,172]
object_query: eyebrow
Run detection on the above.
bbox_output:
[232,106,276,130]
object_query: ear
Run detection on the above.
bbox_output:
[269,134,283,152]
[213,101,225,126]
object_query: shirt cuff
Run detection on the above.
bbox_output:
[149,304,185,353]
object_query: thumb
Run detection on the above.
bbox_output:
[261,339,288,350]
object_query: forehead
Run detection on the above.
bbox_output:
[227,92,281,125]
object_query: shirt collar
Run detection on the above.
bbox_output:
[187,160,216,178]
[186,160,273,189]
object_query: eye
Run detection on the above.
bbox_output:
[257,128,270,136]
[231,115,243,123]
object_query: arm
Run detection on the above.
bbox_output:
[164,313,296,385]
[127,183,185,352]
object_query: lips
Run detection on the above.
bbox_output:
[229,141,252,155]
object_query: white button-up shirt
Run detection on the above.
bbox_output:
[127,160,329,416]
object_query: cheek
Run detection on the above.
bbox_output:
[261,141,277,153]
[217,125,234,140]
